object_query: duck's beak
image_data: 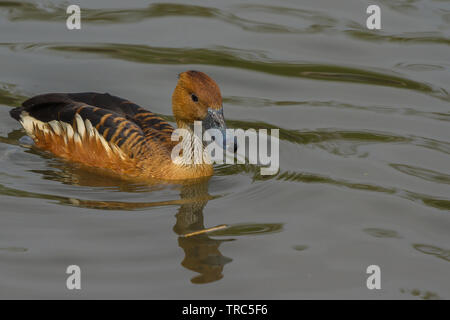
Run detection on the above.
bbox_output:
[203,108,238,153]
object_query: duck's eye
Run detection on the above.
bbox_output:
[191,94,198,102]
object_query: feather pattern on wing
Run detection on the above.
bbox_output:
[10,92,177,178]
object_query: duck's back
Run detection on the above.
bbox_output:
[10,92,176,178]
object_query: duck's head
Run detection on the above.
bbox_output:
[172,70,237,152]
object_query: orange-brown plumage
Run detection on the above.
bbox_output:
[10,71,231,181]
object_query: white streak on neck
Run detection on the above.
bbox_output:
[172,123,210,166]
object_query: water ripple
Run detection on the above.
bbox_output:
[224,96,450,122]
[413,243,450,262]
[390,163,450,185]
[218,165,450,212]
[0,82,27,107]
[1,42,447,102]
[228,119,450,157]
[209,223,283,237]
[363,228,402,239]
[0,1,324,34]
[345,30,450,45]
[2,1,448,44]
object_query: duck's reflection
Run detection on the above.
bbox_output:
[173,182,233,284]
[28,156,233,284]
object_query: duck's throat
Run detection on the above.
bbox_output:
[173,122,211,166]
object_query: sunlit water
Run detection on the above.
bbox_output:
[0,0,449,299]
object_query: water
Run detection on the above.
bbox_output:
[0,0,449,299]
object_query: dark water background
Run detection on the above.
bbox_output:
[0,0,449,299]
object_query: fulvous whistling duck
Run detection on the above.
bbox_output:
[10,70,236,181]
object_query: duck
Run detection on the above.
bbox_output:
[10,70,236,181]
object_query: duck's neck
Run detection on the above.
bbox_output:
[174,121,211,167]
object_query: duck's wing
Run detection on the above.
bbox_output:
[10,92,175,173]
[63,92,174,139]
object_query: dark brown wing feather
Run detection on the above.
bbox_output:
[66,92,174,135]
